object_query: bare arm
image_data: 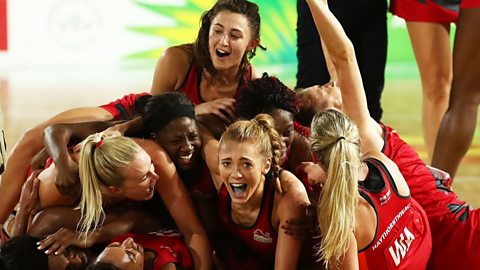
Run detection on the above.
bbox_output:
[0,107,114,226]
[12,171,41,237]
[140,140,212,270]
[275,171,310,270]
[44,121,118,195]
[199,125,223,192]
[335,232,359,270]
[34,206,161,255]
[306,0,383,153]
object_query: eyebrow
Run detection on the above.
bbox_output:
[213,23,243,34]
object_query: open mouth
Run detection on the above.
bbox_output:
[230,183,247,195]
[179,152,193,161]
[216,49,231,58]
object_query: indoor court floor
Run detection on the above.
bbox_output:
[0,71,479,207]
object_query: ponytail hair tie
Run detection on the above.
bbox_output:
[95,139,104,149]
[336,136,346,143]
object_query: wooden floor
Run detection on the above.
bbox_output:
[0,70,479,207]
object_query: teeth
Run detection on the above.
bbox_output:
[180,153,193,160]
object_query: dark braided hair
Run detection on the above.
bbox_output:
[237,74,300,120]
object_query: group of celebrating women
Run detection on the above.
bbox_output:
[0,0,479,269]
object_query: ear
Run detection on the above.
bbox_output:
[262,158,272,175]
[107,185,122,195]
[247,38,260,52]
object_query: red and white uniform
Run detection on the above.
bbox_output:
[381,124,480,269]
[111,231,193,270]
[177,62,252,105]
[358,158,431,270]
[99,92,149,120]
[218,177,277,268]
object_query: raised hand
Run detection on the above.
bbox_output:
[37,228,88,255]
[281,202,317,240]
[18,170,42,216]
[195,98,236,123]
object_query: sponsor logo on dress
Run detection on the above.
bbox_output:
[253,229,273,244]
[388,227,415,266]
[379,188,391,205]
[372,203,410,251]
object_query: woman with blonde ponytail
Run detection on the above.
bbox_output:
[301,0,478,268]
[77,133,158,236]
[202,113,316,269]
[311,108,432,270]
[303,9,436,270]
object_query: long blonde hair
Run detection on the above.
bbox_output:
[78,133,142,236]
[310,109,361,267]
[220,114,283,182]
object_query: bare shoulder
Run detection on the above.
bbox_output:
[133,138,168,161]
[161,44,194,65]
[152,44,195,93]
[278,170,309,203]
[250,64,262,79]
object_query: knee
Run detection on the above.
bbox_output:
[9,127,45,159]
[422,74,452,103]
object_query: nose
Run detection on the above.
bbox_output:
[122,237,135,248]
[232,167,243,179]
[280,139,287,151]
[180,140,194,152]
[219,34,229,46]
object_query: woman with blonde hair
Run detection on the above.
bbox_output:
[202,113,315,269]
[1,131,211,269]
[306,0,432,268]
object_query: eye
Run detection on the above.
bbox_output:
[188,133,199,141]
[221,161,230,167]
[243,162,253,169]
[283,129,294,137]
[230,34,240,40]
[126,250,135,261]
[170,139,181,145]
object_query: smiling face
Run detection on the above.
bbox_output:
[208,11,255,72]
[95,237,144,270]
[116,150,158,201]
[155,117,202,171]
[218,140,271,204]
[47,246,90,270]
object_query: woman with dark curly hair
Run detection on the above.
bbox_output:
[236,75,312,178]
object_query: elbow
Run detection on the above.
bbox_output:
[331,41,356,65]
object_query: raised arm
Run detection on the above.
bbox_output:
[306,0,383,153]
[0,107,114,226]
[140,139,212,270]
